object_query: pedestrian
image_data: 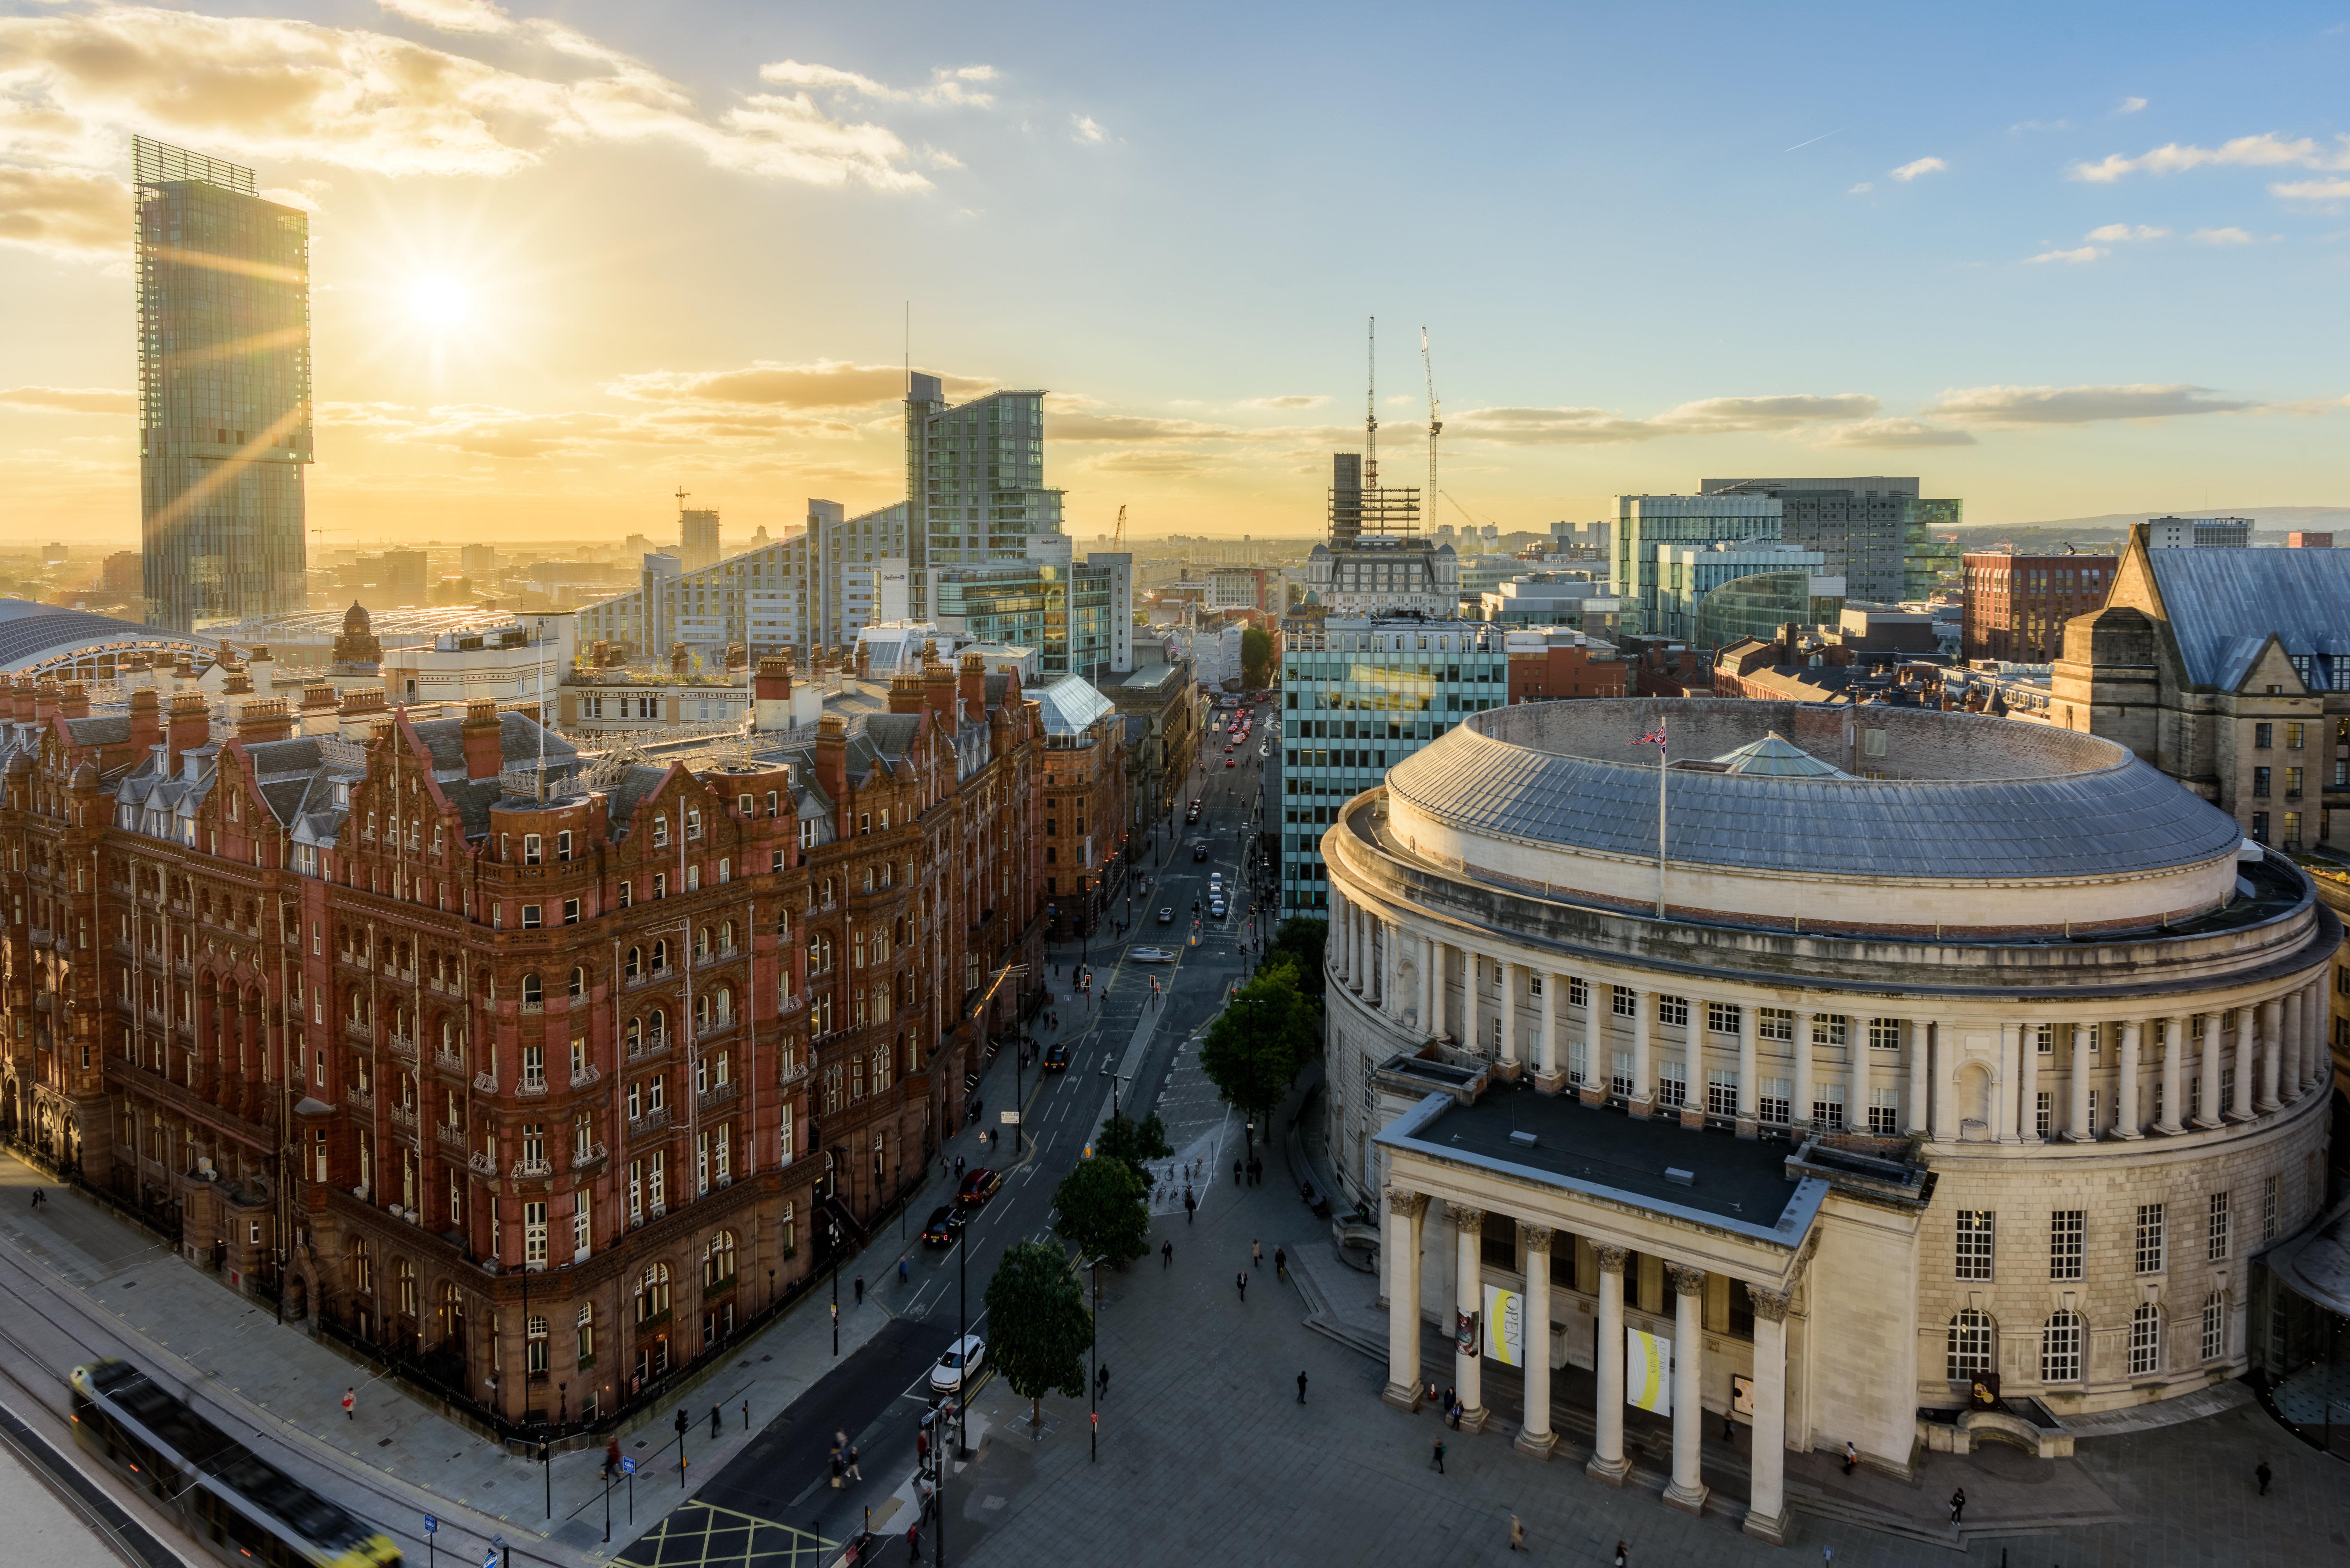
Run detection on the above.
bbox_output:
[1236,1270,1248,1302]
[1252,1239,1262,1267]
[916,1429,930,1468]
[1451,1399,1465,1430]
[341,1387,355,1421]
[1443,1384,1454,1419]
[1948,1486,1965,1524]
[1722,1410,1736,1443]
[603,1436,621,1480]
[829,1452,843,1489]
[855,1274,865,1306]
[1509,1514,1525,1552]
[899,1256,910,1286]
[1184,1191,1196,1225]
[1613,1542,1628,1568]
[1274,1246,1287,1280]
[1431,1439,1446,1474]
[906,1520,923,1562]
[955,1154,965,1178]
[1162,1241,1174,1269]
[1842,1439,1857,1475]
[2256,1458,2273,1495]
[1097,1363,1110,1398]
[1296,1371,1308,1404]
[1234,1158,1243,1185]
[709,1404,721,1440]
[848,1444,863,1480]
[1424,1379,1438,1408]
[742,1400,751,1432]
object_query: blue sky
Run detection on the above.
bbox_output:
[1,0,2345,543]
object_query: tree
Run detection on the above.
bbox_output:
[1241,625,1273,687]
[1053,1155,1152,1267]
[1093,1110,1174,1188]
[983,1240,1091,1427]
[1267,917,1329,1001]
[1198,956,1316,1162]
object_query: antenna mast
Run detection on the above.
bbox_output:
[1421,327,1440,544]
[1364,316,1379,491]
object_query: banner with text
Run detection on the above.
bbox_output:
[1626,1327,1672,1415]
[1482,1283,1524,1367]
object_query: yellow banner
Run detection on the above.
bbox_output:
[1482,1284,1523,1367]
[1626,1327,1671,1415]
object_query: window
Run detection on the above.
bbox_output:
[574,1190,591,1256]
[1758,1078,1790,1124]
[523,833,542,866]
[521,973,543,1005]
[2252,811,2270,843]
[2041,1311,2083,1383]
[2286,721,2305,748]
[568,965,586,999]
[2035,1023,2055,1055]
[2254,722,2273,749]
[522,1044,546,1090]
[556,830,573,862]
[652,815,669,848]
[1757,1007,1794,1042]
[1809,1014,1848,1049]
[2135,1203,2166,1275]
[2208,1191,2230,1261]
[636,1262,672,1323]
[2263,1174,2280,1242]
[1868,1017,1903,1051]
[625,947,641,980]
[619,879,633,909]
[2200,1292,2226,1362]
[1706,1072,1737,1119]
[2050,1210,2084,1280]
[1868,1089,1899,1135]
[1610,986,1637,1018]
[2128,1303,2161,1377]
[577,1302,596,1364]
[704,1229,737,1288]
[1955,1211,1995,1280]
[687,808,702,841]
[1655,1060,1685,1108]
[1706,1001,1742,1036]
[2036,1091,2053,1140]
[1657,994,1688,1027]
[2252,766,2271,797]
[524,1201,548,1267]
[1812,1084,1845,1130]
[1946,1310,1993,1382]
[1568,978,1589,1008]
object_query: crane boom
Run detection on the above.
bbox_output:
[1112,504,1127,552]
[1364,316,1379,490]
[1421,327,1440,544]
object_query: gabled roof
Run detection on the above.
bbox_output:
[1034,675,1113,736]
[2144,545,2350,690]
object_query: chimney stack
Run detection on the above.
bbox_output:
[753,655,793,733]
[337,688,388,742]
[237,698,295,745]
[166,691,210,764]
[57,682,88,720]
[461,698,504,783]
[815,713,848,831]
[887,669,925,715]
[924,651,957,724]
[958,652,986,724]
[127,687,161,754]
[299,684,341,737]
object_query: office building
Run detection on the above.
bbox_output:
[2287,532,2333,550]
[1503,628,1625,703]
[1961,551,2116,664]
[461,544,498,580]
[1691,567,1848,651]
[679,506,722,571]
[1277,616,1506,909]
[1700,477,1962,604]
[1478,574,1624,632]
[1653,541,1831,644]
[134,137,312,631]
[1208,568,1271,613]
[906,374,1063,588]
[2148,516,2253,549]
[1610,495,1783,635]
[1326,699,2331,1541]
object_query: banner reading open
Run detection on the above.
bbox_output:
[1626,1327,1672,1415]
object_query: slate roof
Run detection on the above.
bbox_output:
[1387,703,2243,880]
[2146,545,2350,691]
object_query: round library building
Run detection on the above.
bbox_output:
[1320,698,2336,1543]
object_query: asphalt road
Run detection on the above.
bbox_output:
[618,703,1278,1564]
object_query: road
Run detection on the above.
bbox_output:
[616,699,1279,1565]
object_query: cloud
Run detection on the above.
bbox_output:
[2116,96,2148,115]
[2026,245,2105,264]
[758,61,998,109]
[1890,156,1947,181]
[376,0,514,34]
[2085,223,2169,241]
[0,5,936,224]
[0,385,134,414]
[1240,395,1326,410]
[2191,225,2257,244]
[1846,181,1873,194]
[1924,383,2254,424]
[1447,393,1879,446]
[2070,131,2350,182]
[1071,114,1107,144]
[1816,418,1977,449]
[2008,119,2074,134]
[608,360,993,409]
[2270,177,2350,203]
[0,165,124,258]
[1086,451,1212,476]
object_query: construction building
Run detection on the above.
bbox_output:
[1701,477,1962,603]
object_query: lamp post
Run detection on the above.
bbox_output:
[1086,1254,1104,1463]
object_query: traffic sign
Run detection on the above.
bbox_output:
[1000,1110,1020,1124]
[620,1455,637,1475]
[423,1516,437,1535]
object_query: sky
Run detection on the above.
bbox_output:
[1,0,2347,550]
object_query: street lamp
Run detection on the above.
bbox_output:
[1085,1254,1106,1463]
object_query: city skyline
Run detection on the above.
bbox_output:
[2,0,2348,547]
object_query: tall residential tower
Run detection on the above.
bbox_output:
[134,137,312,631]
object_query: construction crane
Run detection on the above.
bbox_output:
[1421,327,1440,541]
[1364,317,1379,490]
[1113,504,1127,552]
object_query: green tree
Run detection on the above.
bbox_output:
[983,1240,1092,1427]
[1093,1110,1174,1188]
[1267,917,1329,1001]
[1052,1155,1152,1267]
[1198,956,1317,1163]
[1241,625,1273,686]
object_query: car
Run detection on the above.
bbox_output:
[957,1169,1001,1207]
[931,1335,986,1394]
[1259,745,1269,759]
[1157,906,1175,925]
[1209,897,1227,919]
[1225,757,1236,768]
[1042,1041,1070,1071]
[1127,946,1177,963]
[1193,843,1209,861]
[919,1204,966,1248]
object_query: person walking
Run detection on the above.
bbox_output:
[899,1256,910,1287]
[1234,1157,1243,1185]
[2256,1458,2273,1495]
[709,1405,721,1440]
[1947,1487,1965,1524]
[854,1274,865,1306]
[906,1520,923,1563]
[1508,1514,1525,1552]
[955,1154,965,1178]
[1184,1190,1196,1224]
[847,1444,863,1481]
[603,1436,622,1481]
[1296,1371,1308,1404]
[742,1400,751,1432]
[1842,1439,1857,1476]
[1097,1364,1111,1399]
[1612,1542,1628,1568]
[1251,1239,1262,1268]
[1431,1439,1446,1474]
[1236,1270,1248,1302]
[1274,1246,1287,1281]
[1442,1385,1455,1421]
[1162,1239,1174,1269]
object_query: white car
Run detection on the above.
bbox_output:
[931,1334,986,1394]
[1208,873,1225,894]
[1128,946,1178,964]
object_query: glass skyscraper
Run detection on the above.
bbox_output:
[135,136,312,632]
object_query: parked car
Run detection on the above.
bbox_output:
[931,1335,986,1394]
[1043,1041,1070,1071]
[919,1205,966,1248]
[1157,906,1175,924]
[1127,946,1178,963]
[957,1169,1001,1207]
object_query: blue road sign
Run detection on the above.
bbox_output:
[620,1455,637,1475]
[423,1516,437,1535]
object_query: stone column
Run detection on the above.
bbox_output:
[1907,1019,1931,1136]
[1628,987,1654,1115]
[1931,1021,1960,1143]
[1329,890,1349,984]
[1663,1264,1709,1515]
[1379,915,1397,1016]
[1448,1203,1488,1431]
[2157,1017,2186,1135]
[2116,1020,2144,1139]
[1742,1286,1793,1545]
[2231,1005,2257,1120]
[1735,1002,1760,1136]
[1420,934,1438,1040]
[1515,1225,1557,1457]
[2196,1012,2226,1128]
[1535,974,1561,1087]
[2303,979,2326,1095]
[1382,1188,1428,1409]
[1498,961,1520,1070]
[1793,1009,1817,1134]
[2067,1024,2094,1140]
[2282,990,2304,1101]
[1994,1022,2019,1142]
[1351,906,1368,993]
[2259,997,2283,1112]
[1462,954,1481,1057]
[1586,1245,1631,1486]
[2021,1021,2044,1143]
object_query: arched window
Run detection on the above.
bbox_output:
[350,1240,374,1294]
[651,940,668,973]
[704,1230,737,1289]
[695,994,713,1032]
[721,920,735,950]
[1946,1310,1993,1381]
[715,987,732,1023]
[2200,1291,2226,1361]
[696,926,712,960]
[625,1016,642,1055]
[636,1262,672,1323]
[396,1259,418,1318]
[2129,1303,2162,1376]
[647,1008,666,1044]
[569,965,586,999]
[2040,1311,2082,1382]
[521,973,543,1005]
[625,946,642,980]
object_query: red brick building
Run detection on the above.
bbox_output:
[1035,676,1131,936]
[0,646,1043,1431]
[1960,551,2115,664]
[1504,630,1626,704]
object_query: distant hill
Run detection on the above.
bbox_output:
[1947,506,2350,556]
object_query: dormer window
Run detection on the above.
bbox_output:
[651,815,669,849]
[686,809,702,841]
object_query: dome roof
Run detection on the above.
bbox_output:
[342,601,372,632]
[1708,732,1849,778]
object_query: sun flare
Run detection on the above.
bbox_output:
[407,273,472,327]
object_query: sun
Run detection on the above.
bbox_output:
[407,273,472,327]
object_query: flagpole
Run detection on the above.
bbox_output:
[1654,720,1667,919]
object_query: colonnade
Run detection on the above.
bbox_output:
[1382,1188,1794,1544]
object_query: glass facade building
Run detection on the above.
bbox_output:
[1277,617,1506,909]
[1611,495,1783,635]
[1692,569,1849,650]
[933,556,1123,678]
[134,136,311,632]
[905,375,1063,594]
[1654,542,1831,643]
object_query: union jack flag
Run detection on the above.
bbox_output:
[1632,728,1667,747]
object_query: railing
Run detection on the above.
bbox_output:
[571,1141,608,1171]
[627,1034,670,1062]
[628,1108,670,1139]
[509,1156,554,1181]
[516,1076,548,1098]
[693,1019,738,1043]
[345,1020,374,1045]
[778,1058,808,1085]
[434,1050,466,1074]
[388,1103,417,1130]
[777,993,803,1015]
[387,1034,418,1063]
[518,1001,544,1015]
[698,1081,741,1113]
[347,1085,374,1111]
[696,945,739,968]
[466,1151,497,1178]
[570,1063,603,1089]
[473,1071,498,1095]
[433,1123,466,1153]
